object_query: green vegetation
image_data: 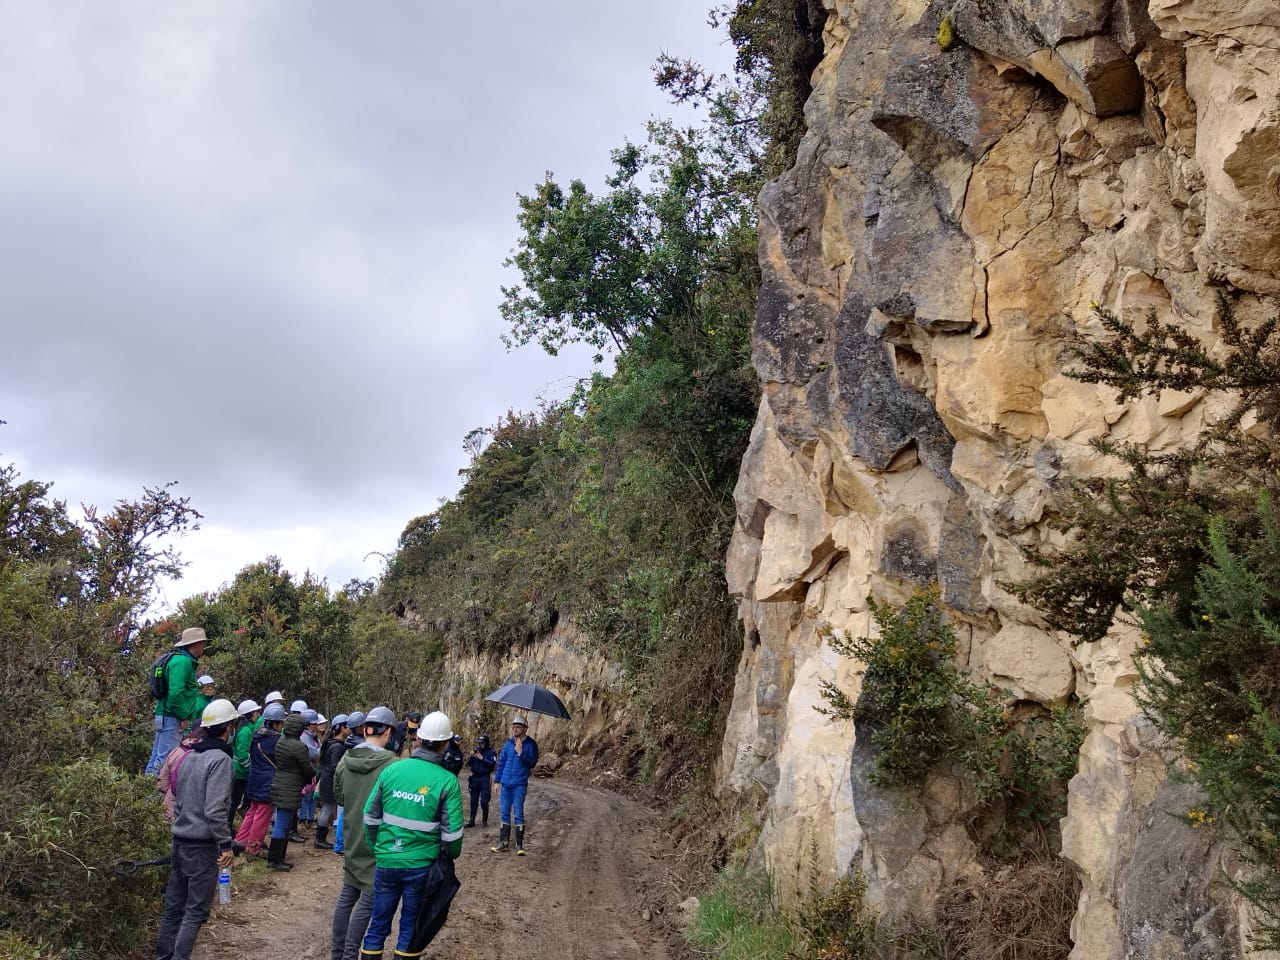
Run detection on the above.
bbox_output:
[165,557,370,712]
[0,466,197,958]
[370,47,767,771]
[819,590,1084,849]
[1022,295,1280,944]
[692,869,880,960]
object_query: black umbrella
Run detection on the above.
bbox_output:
[484,682,571,720]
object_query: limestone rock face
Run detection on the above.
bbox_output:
[434,620,626,759]
[721,0,1280,955]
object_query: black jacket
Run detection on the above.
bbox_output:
[318,736,347,804]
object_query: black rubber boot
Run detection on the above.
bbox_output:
[515,825,526,855]
[314,826,332,849]
[267,838,292,871]
[491,823,510,853]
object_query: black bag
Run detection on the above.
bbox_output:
[407,793,462,953]
[149,651,175,700]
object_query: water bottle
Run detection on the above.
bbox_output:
[217,865,231,905]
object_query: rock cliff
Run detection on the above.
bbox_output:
[721,1,1280,956]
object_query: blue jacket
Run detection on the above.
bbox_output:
[247,726,281,803]
[467,747,497,787]
[494,736,538,787]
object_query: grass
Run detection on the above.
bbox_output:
[690,868,796,960]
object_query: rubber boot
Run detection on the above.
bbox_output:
[267,838,292,872]
[491,823,510,853]
[515,825,526,855]
[314,826,332,849]
[358,950,382,960]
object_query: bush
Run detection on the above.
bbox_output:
[0,461,198,957]
[819,589,1084,849]
[0,761,171,957]
[1135,496,1280,943]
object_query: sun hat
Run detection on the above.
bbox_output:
[175,627,208,648]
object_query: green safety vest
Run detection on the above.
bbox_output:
[362,755,464,868]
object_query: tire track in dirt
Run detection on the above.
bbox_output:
[194,775,685,960]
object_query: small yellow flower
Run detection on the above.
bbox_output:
[1201,614,1213,623]
[1227,733,1241,744]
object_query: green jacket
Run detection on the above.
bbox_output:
[269,715,313,810]
[334,745,399,891]
[232,716,261,780]
[363,749,464,869]
[154,649,201,723]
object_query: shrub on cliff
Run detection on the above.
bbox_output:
[818,589,1084,850]
[1021,294,1280,944]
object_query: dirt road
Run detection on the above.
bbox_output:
[194,776,690,960]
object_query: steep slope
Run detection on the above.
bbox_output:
[721,0,1280,956]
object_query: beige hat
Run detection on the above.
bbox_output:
[175,627,208,648]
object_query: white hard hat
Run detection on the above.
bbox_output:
[197,674,215,686]
[289,699,308,713]
[236,699,262,716]
[200,698,239,727]
[511,716,528,727]
[264,690,284,705]
[417,711,454,742]
[314,713,327,725]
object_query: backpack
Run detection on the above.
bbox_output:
[149,651,176,700]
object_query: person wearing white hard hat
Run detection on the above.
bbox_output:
[359,710,464,960]
[264,690,285,707]
[290,699,309,714]
[228,699,263,830]
[491,716,539,855]
[194,674,217,715]
[154,698,237,960]
[144,627,209,776]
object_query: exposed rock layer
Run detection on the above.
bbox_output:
[721,1,1280,956]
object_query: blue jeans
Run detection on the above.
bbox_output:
[271,807,292,840]
[145,715,182,776]
[363,864,431,954]
[300,791,316,821]
[499,783,527,825]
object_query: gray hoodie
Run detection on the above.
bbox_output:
[171,737,234,852]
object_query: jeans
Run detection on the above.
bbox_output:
[331,883,373,960]
[300,791,316,821]
[145,715,182,776]
[318,800,337,830]
[271,806,292,840]
[363,864,431,954]
[155,838,217,960]
[498,782,527,825]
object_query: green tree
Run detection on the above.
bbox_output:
[0,461,198,958]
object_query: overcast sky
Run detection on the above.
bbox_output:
[0,1,733,612]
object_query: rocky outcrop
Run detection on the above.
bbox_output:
[434,621,627,762]
[722,0,1280,956]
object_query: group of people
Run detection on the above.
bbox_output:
[147,626,542,960]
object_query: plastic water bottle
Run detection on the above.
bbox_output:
[217,866,231,905]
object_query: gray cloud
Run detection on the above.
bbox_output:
[0,0,730,596]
